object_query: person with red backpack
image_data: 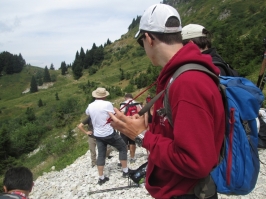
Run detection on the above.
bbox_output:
[146,94,152,103]
[120,93,142,164]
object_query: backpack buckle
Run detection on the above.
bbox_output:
[156,108,166,117]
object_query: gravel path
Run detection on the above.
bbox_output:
[30,147,266,199]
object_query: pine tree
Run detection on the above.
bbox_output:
[92,43,97,50]
[30,76,38,93]
[75,51,80,61]
[0,51,25,74]
[25,107,36,121]
[0,125,11,162]
[50,63,55,70]
[55,92,59,100]
[104,38,112,46]
[43,66,51,82]
[84,50,93,68]
[93,45,104,65]
[19,53,26,66]
[80,47,85,68]
[72,60,83,79]
[38,99,43,107]
[61,61,67,75]
[38,78,43,86]
[120,69,125,80]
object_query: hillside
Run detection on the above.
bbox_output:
[0,0,266,185]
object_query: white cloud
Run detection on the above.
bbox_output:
[0,0,161,69]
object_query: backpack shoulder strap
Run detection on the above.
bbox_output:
[129,102,140,106]
[138,90,164,116]
[212,60,239,77]
[120,102,129,115]
[164,63,219,127]
[138,63,219,117]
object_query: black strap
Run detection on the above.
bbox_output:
[120,102,140,107]
[138,90,164,116]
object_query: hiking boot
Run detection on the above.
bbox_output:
[97,176,109,185]
[122,169,131,178]
[129,158,136,164]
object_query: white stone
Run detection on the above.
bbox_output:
[30,147,266,199]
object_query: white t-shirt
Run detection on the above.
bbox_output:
[259,108,266,123]
[85,99,114,137]
[257,108,266,133]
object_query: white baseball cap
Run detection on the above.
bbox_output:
[182,24,207,40]
[135,4,182,38]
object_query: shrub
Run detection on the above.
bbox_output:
[124,84,135,93]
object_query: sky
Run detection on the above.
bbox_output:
[0,0,161,69]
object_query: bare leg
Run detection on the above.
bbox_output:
[106,145,113,157]
[120,160,127,169]
[97,166,104,176]
[129,144,136,159]
[88,137,97,166]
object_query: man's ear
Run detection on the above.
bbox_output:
[3,186,7,193]
[188,40,194,43]
[29,182,34,193]
[145,33,154,47]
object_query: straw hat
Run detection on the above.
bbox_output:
[92,87,110,98]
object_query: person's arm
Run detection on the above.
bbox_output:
[257,52,266,87]
[259,55,266,76]
[77,122,92,135]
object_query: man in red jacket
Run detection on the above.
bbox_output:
[109,4,225,199]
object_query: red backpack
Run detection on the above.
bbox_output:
[120,102,140,116]
[146,97,152,103]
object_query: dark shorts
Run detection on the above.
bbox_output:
[120,132,135,145]
[95,131,127,166]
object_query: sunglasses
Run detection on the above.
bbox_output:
[137,32,155,48]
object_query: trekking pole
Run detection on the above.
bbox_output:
[88,184,139,195]
[256,37,266,91]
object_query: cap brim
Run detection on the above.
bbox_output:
[135,30,141,39]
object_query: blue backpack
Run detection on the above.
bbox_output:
[161,64,264,197]
[210,76,263,195]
